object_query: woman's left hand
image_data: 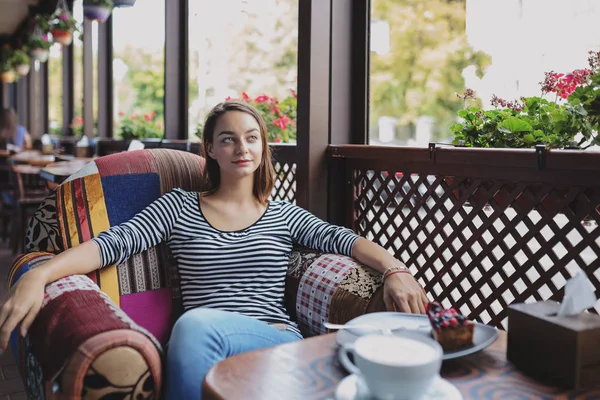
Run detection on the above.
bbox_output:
[383,273,429,314]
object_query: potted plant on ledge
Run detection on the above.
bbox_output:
[83,0,114,23]
[49,8,79,46]
[448,50,600,213]
[117,112,163,141]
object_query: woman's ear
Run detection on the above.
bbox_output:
[206,143,215,159]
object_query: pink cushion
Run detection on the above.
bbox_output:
[120,288,174,345]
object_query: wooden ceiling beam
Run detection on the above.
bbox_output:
[0,0,59,48]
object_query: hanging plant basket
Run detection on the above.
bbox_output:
[1,70,16,84]
[113,0,136,7]
[83,3,113,23]
[51,29,73,46]
[29,48,49,63]
[15,64,30,76]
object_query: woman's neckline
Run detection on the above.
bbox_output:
[196,193,271,233]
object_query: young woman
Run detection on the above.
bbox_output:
[0,108,32,150]
[0,100,428,398]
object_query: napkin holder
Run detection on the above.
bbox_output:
[41,143,54,155]
[507,301,600,389]
[75,145,91,158]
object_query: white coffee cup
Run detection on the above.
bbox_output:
[338,332,443,400]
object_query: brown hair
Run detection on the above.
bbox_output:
[201,100,275,204]
[0,108,18,145]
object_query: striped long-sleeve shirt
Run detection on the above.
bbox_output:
[92,188,360,337]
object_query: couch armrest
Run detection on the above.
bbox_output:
[286,250,385,337]
[8,252,162,400]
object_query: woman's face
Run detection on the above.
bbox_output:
[208,110,263,179]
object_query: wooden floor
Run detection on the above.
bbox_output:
[0,243,27,400]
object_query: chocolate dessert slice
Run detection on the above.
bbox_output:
[426,302,474,351]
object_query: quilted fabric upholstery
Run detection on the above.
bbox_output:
[54,149,204,343]
[8,148,386,400]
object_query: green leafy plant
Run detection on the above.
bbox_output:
[28,33,52,51]
[451,51,600,149]
[11,49,29,66]
[0,45,13,72]
[194,123,203,140]
[33,14,51,32]
[49,9,80,34]
[117,111,163,140]
[69,115,84,137]
[227,90,297,143]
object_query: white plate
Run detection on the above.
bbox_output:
[335,374,462,400]
[335,312,498,360]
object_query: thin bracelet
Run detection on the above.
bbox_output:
[383,265,410,279]
[384,270,411,281]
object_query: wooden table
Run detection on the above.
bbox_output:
[9,150,55,167]
[203,331,600,399]
[39,159,92,184]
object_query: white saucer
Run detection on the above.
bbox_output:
[334,374,462,400]
[335,312,498,360]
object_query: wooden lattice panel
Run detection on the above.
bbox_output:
[271,161,297,203]
[353,170,600,329]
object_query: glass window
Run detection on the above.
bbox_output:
[47,44,63,136]
[369,0,600,147]
[188,0,298,143]
[369,0,491,146]
[112,0,165,139]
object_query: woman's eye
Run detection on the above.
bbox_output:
[221,137,233,143]
[249,135,259,141]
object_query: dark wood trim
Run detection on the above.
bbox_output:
[326,0,370,225]
[351,0,370,144]
[7,83,17,110]
[328,145,600,186]
[62,44,75,135]
[271,143,297,164]
[97,15,113,138]
[17,76,28,126]
[62,0,75,136]
[82,20,94,138]
[40,61,49,134]
[296,0,332,219]
[27,62,38,137]
[164,0,188,140]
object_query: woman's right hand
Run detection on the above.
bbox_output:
[0,269,47,352]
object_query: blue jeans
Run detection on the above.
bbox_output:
[164,308,302,399]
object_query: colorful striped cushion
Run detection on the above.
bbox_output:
[54,149,205,344]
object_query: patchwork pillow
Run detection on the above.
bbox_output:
[53,149,205,345]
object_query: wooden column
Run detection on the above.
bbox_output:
[40,60,49,134]
[62,1,75,136]
[164,0,188,139]
[296,0,369,221]
[82,20,94,138]
[327,0,371,226]
[27,61,39,138]
[17,74,29,126]
[97,15,113,138]
[330,0,369,146]
[296,0,332,220]
[7,83,17,110]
